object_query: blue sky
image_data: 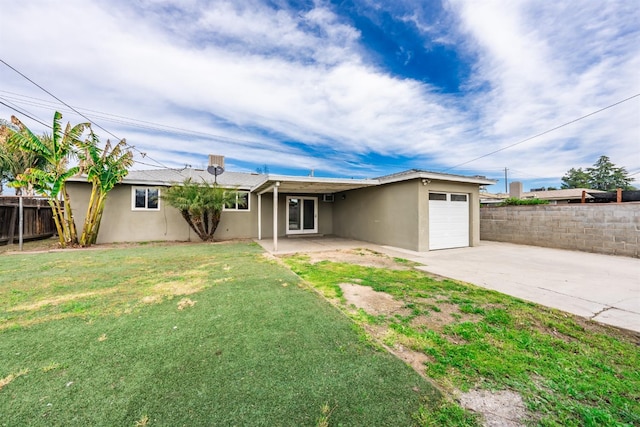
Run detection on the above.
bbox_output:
[1,0,638,192]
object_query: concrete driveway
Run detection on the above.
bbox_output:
[377,241,640,334]
[257,237,640,333]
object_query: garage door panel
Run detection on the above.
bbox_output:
[429,193,469,250]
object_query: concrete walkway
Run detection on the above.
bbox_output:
[256,238,640,333]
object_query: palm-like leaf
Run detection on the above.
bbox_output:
[5,112,91,246]
[162,178,238,241]
[78,134,133,246]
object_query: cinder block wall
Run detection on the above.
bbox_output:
[480,204,640,258]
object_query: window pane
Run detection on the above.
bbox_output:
[451,194,467,202]
[148,189,159,209]
[303,199,315,230]
[429,193,447,201]
[288,198,300,230]
[135,189,146,208]
[237,192,249,210]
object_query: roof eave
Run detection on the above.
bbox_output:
[379,171,497,186]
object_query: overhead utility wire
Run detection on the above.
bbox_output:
[0,90,281,149]
[0,98,50,128]
[443,93,640,172]
[0,58,171,170]
[0,98,166,171]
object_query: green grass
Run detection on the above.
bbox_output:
[284,254,640,427]
[0,242,440,426]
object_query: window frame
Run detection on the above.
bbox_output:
[223,190,250,212]
[131,187,161,211]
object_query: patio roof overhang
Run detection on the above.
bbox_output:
[252,175,378,195]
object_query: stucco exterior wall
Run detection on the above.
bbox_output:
[332,179,482,252]
[66,178,483,250]
[480,204,640,258]
[332,180,420,250]
[67,182,259,243]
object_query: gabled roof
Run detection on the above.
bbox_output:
[377,169,496,186]
[69,167,496,192]
[68,168,265,189]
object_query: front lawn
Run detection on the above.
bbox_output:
[0,242,439,426]
[284,252,640,426]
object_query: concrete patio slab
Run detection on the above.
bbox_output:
[255,236,376,254]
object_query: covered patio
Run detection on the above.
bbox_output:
[252,175,377,252]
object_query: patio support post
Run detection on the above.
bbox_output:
[257,194,262,240]
[273,182,280,252]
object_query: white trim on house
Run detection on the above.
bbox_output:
[379,170,495,186]
[223,190,250,211]
[286,196,318,234]
[131,186,161,211]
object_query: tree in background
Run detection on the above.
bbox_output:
[586,155,634,191]
[561,156,634,191]
[161,178,240,242]
[560,167,590,189]
[0,119,47,195]
[77,135,133,246]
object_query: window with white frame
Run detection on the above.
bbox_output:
[132,187,160,210]
[224,191,250,211]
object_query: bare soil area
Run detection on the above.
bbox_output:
[309,248,530,427]
[306,248,413,270]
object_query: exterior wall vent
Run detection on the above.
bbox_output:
[322,194,335,202]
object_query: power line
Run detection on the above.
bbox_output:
[0,98,50,129]
[443,93,640,172]
[0,89,284,150]
[0,98,160,171]
[0,58,172,170]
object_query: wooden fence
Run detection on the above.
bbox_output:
[0,197,56,245]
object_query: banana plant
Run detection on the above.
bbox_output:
[77,134,133,246]
[6,112,88,247]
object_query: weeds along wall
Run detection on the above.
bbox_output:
[480,204,640,258]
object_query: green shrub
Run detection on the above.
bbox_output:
[498,197,549,206]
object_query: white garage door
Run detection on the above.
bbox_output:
[428,192,469,250]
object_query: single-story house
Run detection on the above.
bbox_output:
[66,160,496,252]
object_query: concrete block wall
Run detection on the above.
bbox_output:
[480,204,640,258]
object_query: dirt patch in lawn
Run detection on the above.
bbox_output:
[411,301,483,333]
[338,282,530,425]
[8,289,118,312]
[307,248,413,270]
[459,389,529,427]
[340,283,406,315]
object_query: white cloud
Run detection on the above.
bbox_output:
[1,0,638,187]
[446,0,640,178]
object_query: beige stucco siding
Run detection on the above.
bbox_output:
[66,177,483,249]
[332,180,420,250]
[332,179,482,251]
[67,182,259,243]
